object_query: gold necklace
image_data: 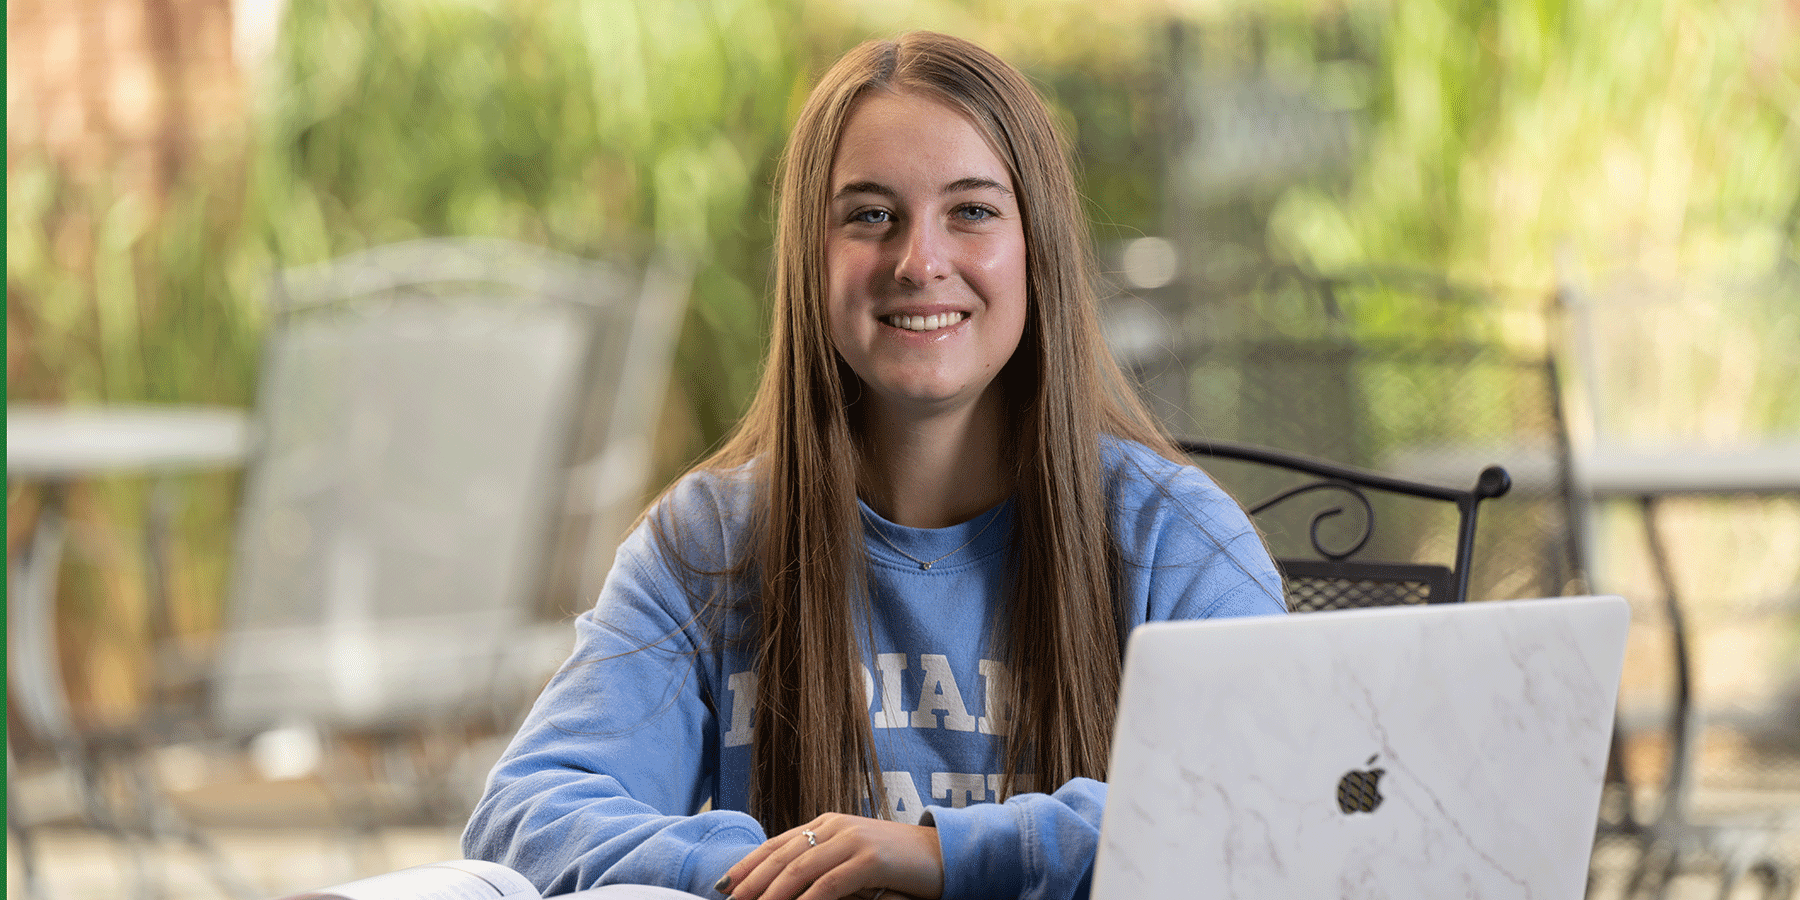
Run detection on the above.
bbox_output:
[860,505,1006,571]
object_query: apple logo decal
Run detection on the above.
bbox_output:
[1337,754,1385,814]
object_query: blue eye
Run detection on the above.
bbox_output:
[957,204,999,221]
[850,208,892,225]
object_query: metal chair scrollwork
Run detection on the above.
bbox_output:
[1180,437,1512,611]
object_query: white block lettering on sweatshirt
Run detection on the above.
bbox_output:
[878,770,929,824]
[737,654,1009,741]
[932,772,988,808]
[873,771,1026,823]
[910,654,977,732]
[869,652,910,729]
[723,670,755,748]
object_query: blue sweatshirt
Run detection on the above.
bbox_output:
[463,438,1285,899]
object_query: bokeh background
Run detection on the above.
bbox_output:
[8,0,1800,896]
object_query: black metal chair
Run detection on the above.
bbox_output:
[1180,437,1512,611]
[1108,264,1586,605]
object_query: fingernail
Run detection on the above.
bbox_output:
[714,874,732,894]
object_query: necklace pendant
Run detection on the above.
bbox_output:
[920,562,932,571]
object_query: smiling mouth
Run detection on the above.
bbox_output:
[883,312,968,332]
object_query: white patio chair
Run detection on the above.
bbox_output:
[208,238,688,828]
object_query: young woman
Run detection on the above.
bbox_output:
[463,31,1285,900]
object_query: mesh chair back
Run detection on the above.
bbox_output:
[1116,266,1586,602]
[214,239,648,733]
[1281,560,1447,612]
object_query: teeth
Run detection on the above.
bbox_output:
[884,312,966,332]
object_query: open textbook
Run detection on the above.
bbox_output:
[278,859,708,900]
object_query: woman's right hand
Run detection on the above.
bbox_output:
[718,813,943,900]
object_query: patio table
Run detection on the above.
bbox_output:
[1580,439,1800,895]
[7,403,251,735]
[6,402,254,900]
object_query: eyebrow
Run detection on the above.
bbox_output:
[833,177,1014,201]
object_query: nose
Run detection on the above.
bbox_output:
[894,222,947,287]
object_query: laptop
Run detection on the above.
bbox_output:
[1093,595,1630,900]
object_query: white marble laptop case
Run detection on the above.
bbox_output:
[1094,596,1629,900]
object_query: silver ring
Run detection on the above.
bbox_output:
[803,829,817,847]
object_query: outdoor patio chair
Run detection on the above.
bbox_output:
[198,238,688,832]
[8,477,259,900]
[1179,437,1511,610]
[1107,262,1588,605]
[6,236,692,898]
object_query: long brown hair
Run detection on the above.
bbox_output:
[667,31,1182,832]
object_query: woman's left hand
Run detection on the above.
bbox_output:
[719,812,943,900]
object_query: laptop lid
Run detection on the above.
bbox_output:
[1094,595,1630,900]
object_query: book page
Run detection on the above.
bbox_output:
[281,859,540,900]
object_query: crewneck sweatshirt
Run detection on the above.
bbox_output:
[463,438,1285,899]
